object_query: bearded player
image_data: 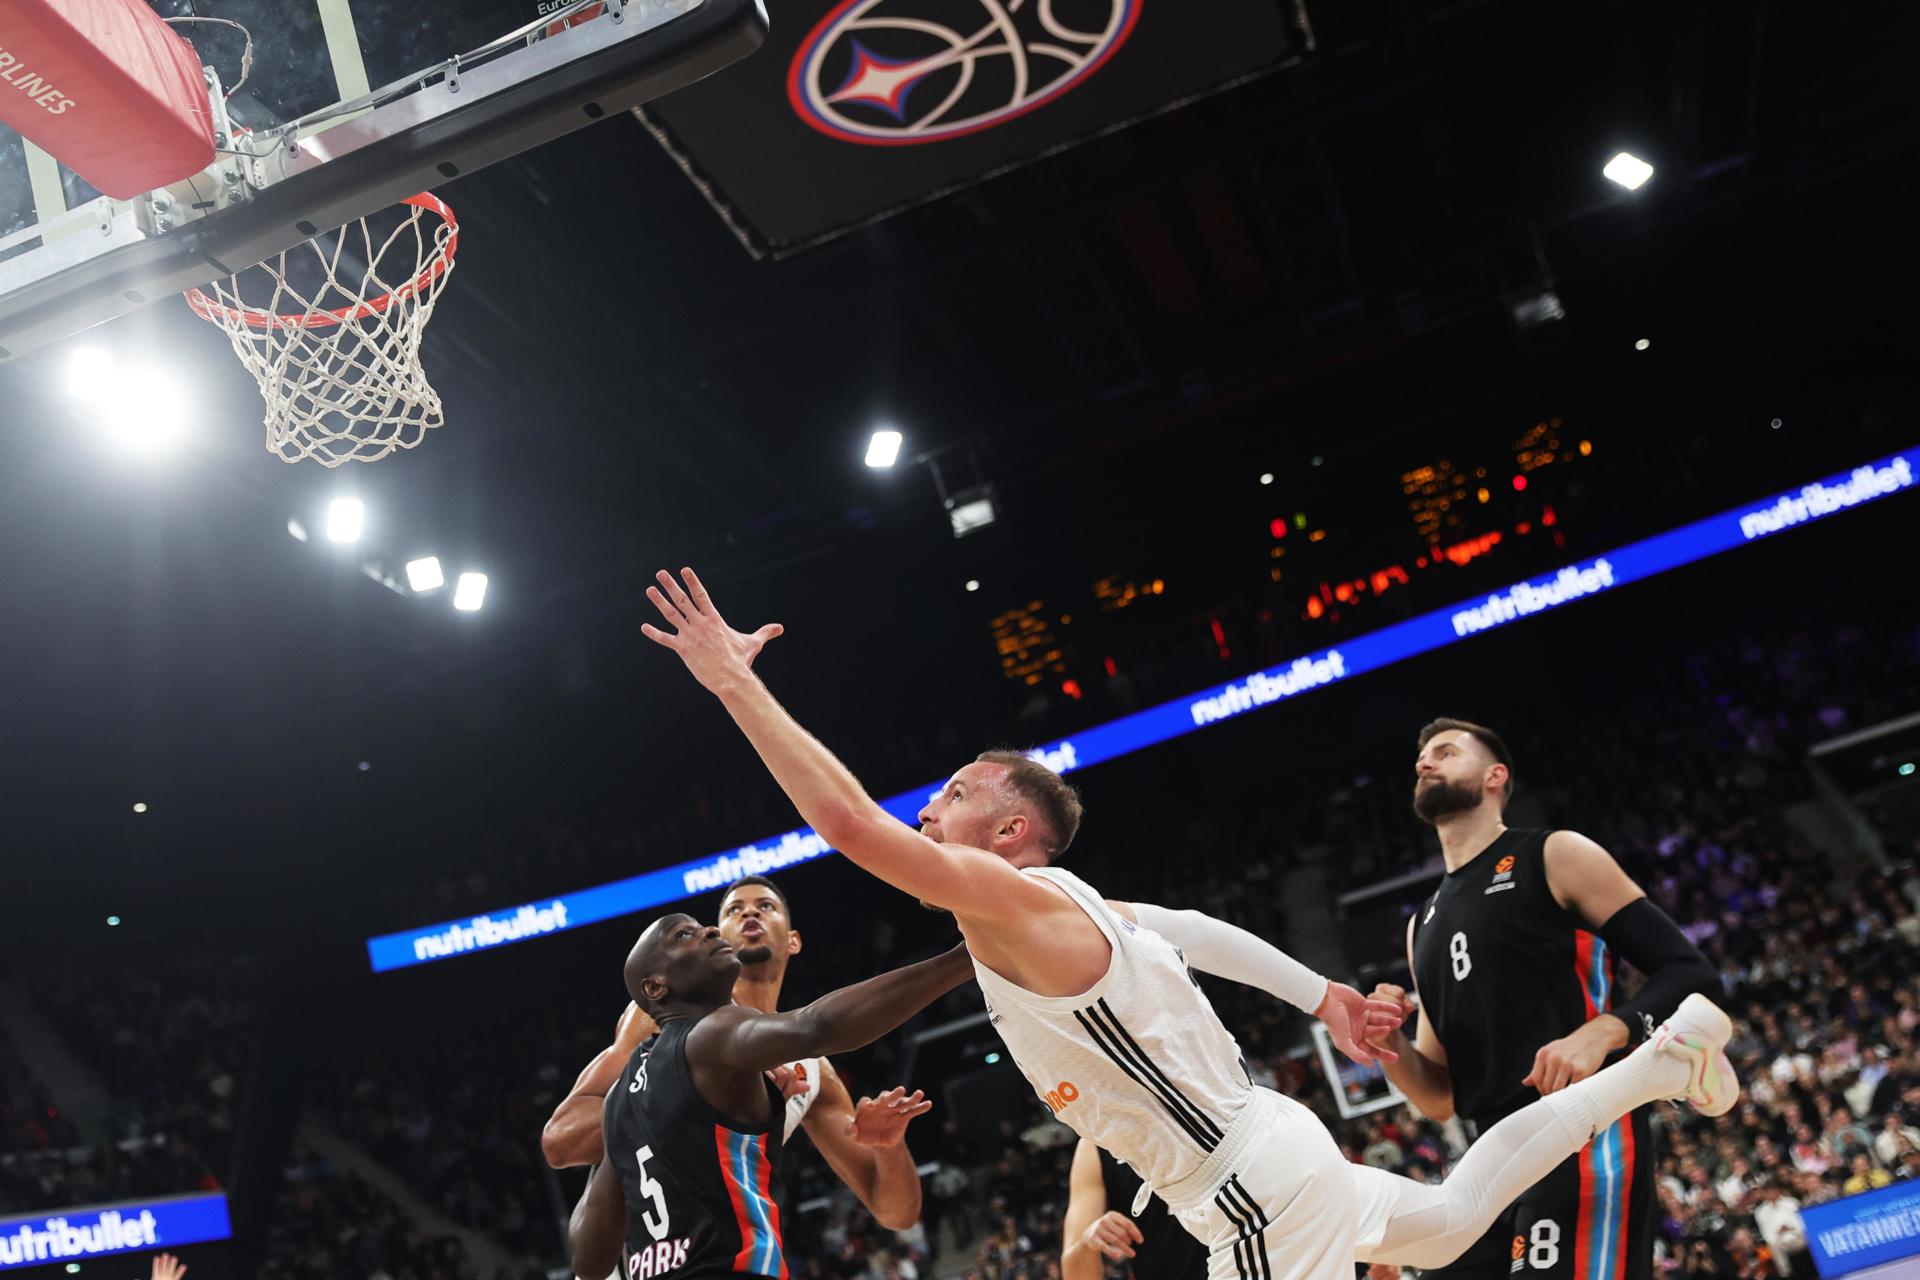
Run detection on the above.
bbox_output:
[1367,720,1718,1280]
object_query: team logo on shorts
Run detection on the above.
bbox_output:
[787,0,1141,146]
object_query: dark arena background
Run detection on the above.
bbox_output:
[2,2,1919,1279]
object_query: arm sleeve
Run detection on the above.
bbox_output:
[1597,898,1719,1043]
[1129,903,1329,1014]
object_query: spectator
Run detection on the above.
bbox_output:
[1873,1110,1920,1166]
[1841,1152,1892,1196]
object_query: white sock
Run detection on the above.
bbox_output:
[1545,1038,1692,1145]
[1367,1040,1690,1270]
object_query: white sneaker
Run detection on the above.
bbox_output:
[1651,993,1740,1118]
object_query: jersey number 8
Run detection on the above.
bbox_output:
[1527,1219,1560,1269]
[634,1145,671,1240]
[1449,931,1472,981]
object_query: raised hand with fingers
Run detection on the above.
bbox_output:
[1080,1210,1145,1260]
[1315,981,1405,1067]
[766,1064,805,1100]
[151,1253,188,1280]
[640,568,784,695]
[847,1086,932,1147]
[1365,982,1417,1053]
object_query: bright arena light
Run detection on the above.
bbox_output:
[287,518,309,542]
[405,556,446,592]
[965,579,980,592]
[1603,151,1654,190]
[948,493,998,537]
[326,498,365,544]
[96,367,189,456]
[1259,473,1274,486]
[865,429,904,468]
[1634,338,1651,351]
[64,346,192,456]
[65,345,116,401]
[453,572,489,612]
[132,802,147,814]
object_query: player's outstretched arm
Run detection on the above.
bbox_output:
[1116,900,1403,1066]
[689,944,975,1074]
[1523,829,1719,1094]
[638,567,1068,919]
[569,1159,626,1280]
[543,1002,656,1168]
[1061,1138,1138,1280]
[802,1062,928,1230]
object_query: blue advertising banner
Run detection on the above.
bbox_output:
[365,448,1918,972]
[1803,1180,1920,1277]
[0,1192,231,1271]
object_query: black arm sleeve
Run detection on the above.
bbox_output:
[1598,898,1719,1043]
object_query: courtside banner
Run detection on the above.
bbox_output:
[366,447,1917,972]
[1803,1180,1920,1277]
[638,0,1305,255]
[0,1192,231,1271]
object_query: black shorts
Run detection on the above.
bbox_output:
[1418,1106,1656,1280]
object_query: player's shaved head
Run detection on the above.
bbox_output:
[625,914,692,1013]
[624,913,742,1017]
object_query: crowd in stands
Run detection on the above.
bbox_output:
[2,955,261,1217]
[32,953,262,1186]
[304,1009,597,1277]
[0,1031,79,1155]
[259,1147,491,1280]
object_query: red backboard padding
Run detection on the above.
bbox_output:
[0,0,214,200]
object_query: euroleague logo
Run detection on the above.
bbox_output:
[787,0,1141,146]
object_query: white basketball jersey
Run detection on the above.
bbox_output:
[781,1056,823,1141]
[971,866,1254,1192]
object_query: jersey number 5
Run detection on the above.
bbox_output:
[1449,931,1472,981]
[634,1145,671,1240]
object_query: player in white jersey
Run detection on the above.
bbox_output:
[637,569,1742,1280]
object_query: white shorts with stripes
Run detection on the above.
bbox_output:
[1174,1089,1401,1280]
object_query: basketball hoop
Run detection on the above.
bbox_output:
[185,193,459,467]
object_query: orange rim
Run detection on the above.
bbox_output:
[185,192,459,331]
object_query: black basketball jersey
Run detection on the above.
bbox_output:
[1410,828,1626,1129]
[1098,1150,1207,1280]
[604,1014,788,1280]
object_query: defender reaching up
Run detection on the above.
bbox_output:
[638,568,1740,1280]
[543,876,932,1235]
[567,917,972,1280]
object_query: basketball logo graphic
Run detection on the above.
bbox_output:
[787,0,1142,146]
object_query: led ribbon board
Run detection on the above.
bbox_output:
[367,449,1917,971]
[1802,1180,1920,1277]
[0,1193,231,1271]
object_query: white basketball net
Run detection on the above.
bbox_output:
[186,193,458,467]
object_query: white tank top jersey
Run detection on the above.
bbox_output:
[970,866,1256,1193]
